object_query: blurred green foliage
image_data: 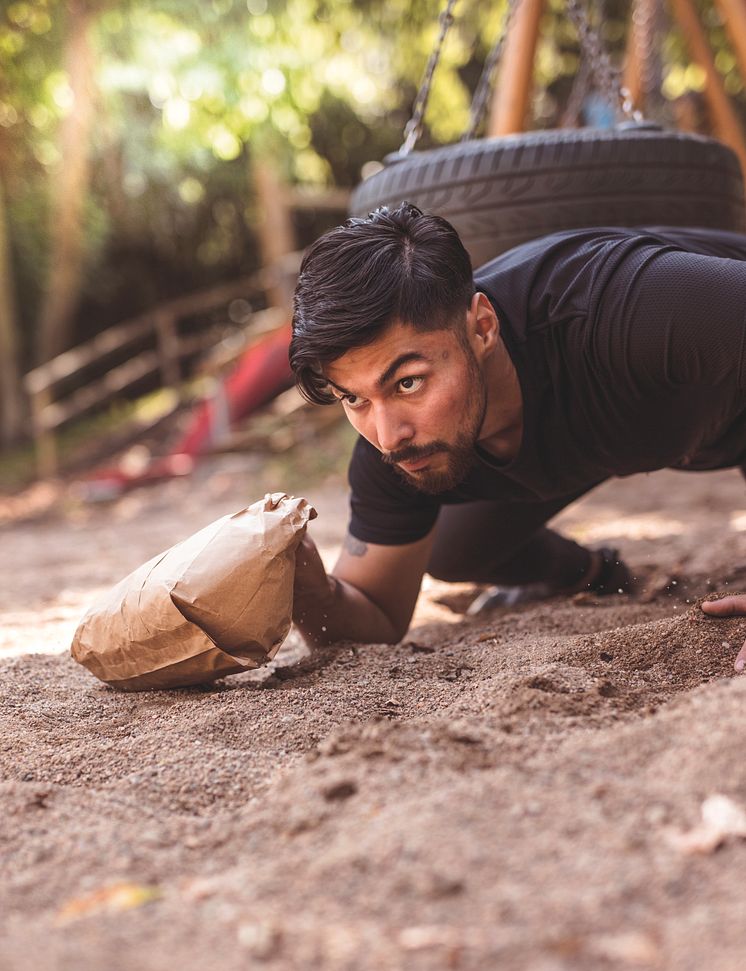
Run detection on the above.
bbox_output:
[0,0,743,368]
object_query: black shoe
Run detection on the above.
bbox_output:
[466,548,634,615]
[466,581,554,614]
[587,547,635,595]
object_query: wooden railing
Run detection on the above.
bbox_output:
[23,265,288,478]
[22,183,350,479]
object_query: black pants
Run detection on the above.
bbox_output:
[428,464,746,588]
[427,488,597,589]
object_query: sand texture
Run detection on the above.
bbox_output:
[3,460,746,971]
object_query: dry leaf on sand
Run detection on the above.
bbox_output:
[55,882,161,924]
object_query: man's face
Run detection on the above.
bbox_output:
[324,320,487,494]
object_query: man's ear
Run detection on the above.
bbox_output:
[467,292,499,357]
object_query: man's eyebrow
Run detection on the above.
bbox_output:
[325,378,352,397]
[377,352,429,388]
[325,351,429,399]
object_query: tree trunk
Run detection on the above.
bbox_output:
[0,174,24,446]
[35,0,95,364]
[252,156,297,313]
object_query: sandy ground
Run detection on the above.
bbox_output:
[3,453,746,971]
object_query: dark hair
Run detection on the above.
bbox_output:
[290,202,474,404]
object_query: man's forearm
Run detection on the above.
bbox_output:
[293,575,401,648]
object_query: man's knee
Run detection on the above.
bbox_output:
[426,549,471,584]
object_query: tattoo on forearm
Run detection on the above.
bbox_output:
[344,533,368,557]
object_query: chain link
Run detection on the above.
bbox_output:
[399,0,645,158]
[461,0,525,141]
[561,55,592,127]
[399,0,460,156]
[565,0,643,123]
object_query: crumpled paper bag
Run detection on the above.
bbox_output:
[71,493,316,691]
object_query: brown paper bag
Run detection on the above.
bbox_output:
[71,493,315,691]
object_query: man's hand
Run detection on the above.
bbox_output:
[700,595,746,672]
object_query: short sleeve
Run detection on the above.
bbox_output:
[347,437,440,546]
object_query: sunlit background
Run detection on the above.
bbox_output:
[1,0,745,489]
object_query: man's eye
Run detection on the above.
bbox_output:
[343,394,366,410]
[398,376,424,394]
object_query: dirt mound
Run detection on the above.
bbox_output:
[4,463,746,970]
[5,630,746,971]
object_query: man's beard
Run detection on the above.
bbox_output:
[382,354,487,495]
[382,435,478,494]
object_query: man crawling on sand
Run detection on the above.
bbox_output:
[288,202,746,669]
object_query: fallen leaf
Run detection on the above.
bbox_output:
[56,882,161,924]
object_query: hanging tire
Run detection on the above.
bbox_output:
[349,126,746,268]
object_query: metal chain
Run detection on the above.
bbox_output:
[399,0,460,156]
[461,0,525,141]
[565,0,643,123]
[561,54,593,127]
[399,0,645,157]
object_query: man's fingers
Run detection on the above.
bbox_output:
[699,597,746,672]
[700,595,746,616]
[735,640,746,673]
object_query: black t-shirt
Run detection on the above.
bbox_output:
[348,226,746,546]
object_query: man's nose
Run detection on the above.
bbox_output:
[373,406,414,454]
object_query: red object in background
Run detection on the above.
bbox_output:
[175,323,293,457]
[78,324,294,500]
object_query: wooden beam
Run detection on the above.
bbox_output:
[714,0,746,90]
[154,311,180,389]
[38,351,162,432]
[488,0,545,136]
[153,272,265,323]
[30,387,58,479]
[668,0,746,181]
[23,265,288,478]
[24,315,153,395]
[24,273,265,395]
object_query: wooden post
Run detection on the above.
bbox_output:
[668,0,746,181]
[154,311,180,388]
[713,0,746,90]
[253,158,296,312]
[488,0,545,136]
[0,174,24,446]
[35,0,95,364]
[29,387,58,480]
